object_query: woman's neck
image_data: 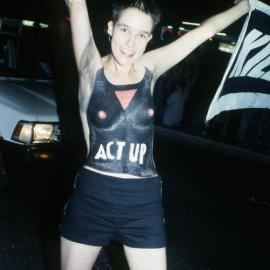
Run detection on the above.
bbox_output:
[102,54,143,84]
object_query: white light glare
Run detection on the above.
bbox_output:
[216,32,227,36]
[22,20,49,29]
[218,42,235,54]
[33,124,53,143]
[181,22,227,37]
[39,23,49,29]
[182,21,200,26]
[22,20,34,27]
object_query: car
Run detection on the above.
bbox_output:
[0,17,61,172]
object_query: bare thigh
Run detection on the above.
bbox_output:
[123,245,167,270]
[61,236,102,270]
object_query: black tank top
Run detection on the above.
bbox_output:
[85,67,157,177]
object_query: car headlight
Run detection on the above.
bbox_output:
[12,121,60,144]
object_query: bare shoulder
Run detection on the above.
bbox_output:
[140,53,156,73]
[135,58,158,95]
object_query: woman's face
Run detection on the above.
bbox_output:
[108,8,153,66]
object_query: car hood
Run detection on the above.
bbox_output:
[0,78,59,122]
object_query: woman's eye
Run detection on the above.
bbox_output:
[120,28,128,32]
[139,34,147,39]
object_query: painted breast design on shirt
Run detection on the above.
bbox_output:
[85,67,157,177]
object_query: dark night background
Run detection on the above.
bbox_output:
[0,0,250,27]
[1,1,270,270]
[2,0,270,32]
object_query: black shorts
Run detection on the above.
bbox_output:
[59,168,166,248]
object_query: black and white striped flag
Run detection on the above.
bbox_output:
[206,0,270,122]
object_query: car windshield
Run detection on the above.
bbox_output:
[0,30,52,80]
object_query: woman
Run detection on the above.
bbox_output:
[60,0,250,269]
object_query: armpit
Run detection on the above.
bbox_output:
[80,39,101,81]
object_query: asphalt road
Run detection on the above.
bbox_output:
[1,130,270,270]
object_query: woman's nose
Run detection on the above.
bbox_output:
[126,34,136,47]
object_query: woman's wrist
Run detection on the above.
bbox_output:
[65,0,83,7]
[236,0,251,14]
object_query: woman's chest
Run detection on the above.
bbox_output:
[87,85,155,129]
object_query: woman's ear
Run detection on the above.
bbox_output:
[107,21,113,36]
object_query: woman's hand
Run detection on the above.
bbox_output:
[234,0,251,12]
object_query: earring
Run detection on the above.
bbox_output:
[108,35,111,42]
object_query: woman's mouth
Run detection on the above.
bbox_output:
[120,48,135,58]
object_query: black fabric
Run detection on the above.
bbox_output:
[85,67,157,177]
[59,168,166,248]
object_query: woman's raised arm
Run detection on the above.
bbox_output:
[142,0,251,79]
[65,0,101,74]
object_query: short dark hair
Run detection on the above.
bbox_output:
[112,0,161,30]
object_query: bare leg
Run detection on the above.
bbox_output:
[61,236,102,270]
[123,245,167,270]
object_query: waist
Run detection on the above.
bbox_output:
[75,167,162,205]
[83,165,158,179]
